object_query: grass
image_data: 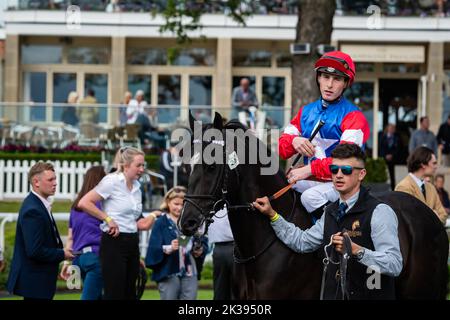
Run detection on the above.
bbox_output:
[0,289,213,300]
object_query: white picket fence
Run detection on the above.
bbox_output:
[0,160,100,200]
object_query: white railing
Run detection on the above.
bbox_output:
[0,213,152,258]
[0,160,99,201]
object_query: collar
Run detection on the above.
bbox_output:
[31,190,52,212]
[409,173,424,189]
[339,190,360,213]
[117,172,141,193]
[320,96,343,108]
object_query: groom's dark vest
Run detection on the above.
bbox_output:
[322,186,396,300]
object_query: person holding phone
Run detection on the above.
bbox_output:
[60,166,106,300]
[145,186,204,300]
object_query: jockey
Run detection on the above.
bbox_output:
[279,50,370,219]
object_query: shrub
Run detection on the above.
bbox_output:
[364,157,388,183]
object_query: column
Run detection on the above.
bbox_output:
[214,38,232,118]
[427,42,444,134]
[4,34,19,121]
[110,36,126,125]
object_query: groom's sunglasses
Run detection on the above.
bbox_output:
[329,164,364,175]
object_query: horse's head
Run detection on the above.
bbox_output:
[179,111,228,236]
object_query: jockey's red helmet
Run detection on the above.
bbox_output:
[314,51,356,87]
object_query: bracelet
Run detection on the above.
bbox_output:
[149,213,157,220]
[63,260,71,266]
[270,212,280,223]
[104,216,112,223]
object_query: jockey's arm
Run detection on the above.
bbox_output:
[279,109,303,160]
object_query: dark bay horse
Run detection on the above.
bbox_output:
[180,112,448,299]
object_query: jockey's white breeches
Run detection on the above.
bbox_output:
[292,181,339,213]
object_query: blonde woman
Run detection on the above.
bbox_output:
[145,186,205,300]
[79,146,145,300]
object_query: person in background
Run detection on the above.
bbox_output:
[434,174,450,214]
[159,140,190,189]
[145,186,204,300]
[119,91,132,126]
[231,77,259,119]
[436,115,450,166]
[60,166,106,300]
[7,162,74,300]
[78,88,99,124]
[379,124,400,190]
[61,91,79,127]
[79,147,145,300]
[409,116,437,155]
[395,146,448,225]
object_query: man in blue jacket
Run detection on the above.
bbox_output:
[7,162,74,300]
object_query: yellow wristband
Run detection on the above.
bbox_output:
[149,213,157,220]
[104,216,112,223]
[270,212,280,223]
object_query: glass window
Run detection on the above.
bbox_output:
[67,47,110,64]
[128,75,151,104]
[23,72,47,122]
[276,52,292,68]
[356,63,375,72]
[383,63,421,73]
[127,48,167,65]
[21,45,62,64]
[189,75,212,123]
[173,48,215,66]
[158,75,181,123]
[442,71,450,123]
[53,73,77,122]
[262,76,285,128]
[233,50,272,67]
[344,82,374,150]
[84,74,108,123]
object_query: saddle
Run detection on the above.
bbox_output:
[320,230,353,300]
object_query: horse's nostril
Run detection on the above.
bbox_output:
[186,219,198,228]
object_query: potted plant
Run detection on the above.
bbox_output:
[363,157,390,192]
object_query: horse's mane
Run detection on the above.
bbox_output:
[224,120,249,131]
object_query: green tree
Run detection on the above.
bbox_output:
[158,0,336,116]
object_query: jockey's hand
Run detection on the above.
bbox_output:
[332,232,360,255]
[287,165,312,184]
[253,197,276,219]
[292,137,316,158]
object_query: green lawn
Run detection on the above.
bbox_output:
[0,289,213,300]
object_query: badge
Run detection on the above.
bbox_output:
[227,151,239,170]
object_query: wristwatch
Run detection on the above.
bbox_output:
[355,248,365,261]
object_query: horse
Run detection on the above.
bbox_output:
[180,112,449,299]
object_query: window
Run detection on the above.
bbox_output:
[189,76,212,122]
[23,72,47,122]
[173,48,215,66]
[127,48,167,65]
[53,73,77,122]
[276,52,292,68]
[67,47,110,64]
[383,63,421,73]
[262,77,285,128]
[158,75,181,123]
[233,50,272,67]
[21,45,62,64]
[84,74,108,123]
[344,82,374,150]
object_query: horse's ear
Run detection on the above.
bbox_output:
[213,112,223,130]
[189,111,196,131]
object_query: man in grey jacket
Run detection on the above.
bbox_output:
[409,116,437,154]
[231,78,259,119]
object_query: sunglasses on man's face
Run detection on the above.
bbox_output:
[329,164,364,175]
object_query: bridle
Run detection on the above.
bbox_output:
[181,132,254,235]
[181,127,298,264]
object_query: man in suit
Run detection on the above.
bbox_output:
[379,124,400,191]
[395,146,448,225]
[7,162,74,300]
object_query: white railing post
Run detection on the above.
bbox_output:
[0,160,4,200]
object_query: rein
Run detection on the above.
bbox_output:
[320,230,353,300]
